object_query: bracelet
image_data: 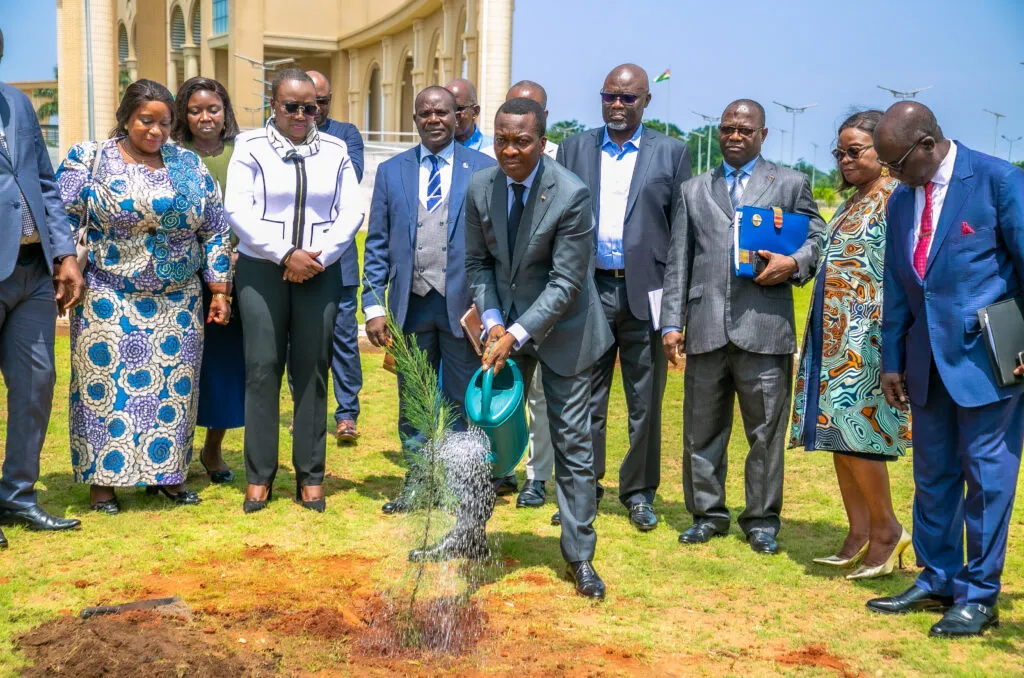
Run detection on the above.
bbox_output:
[212,292,233,304]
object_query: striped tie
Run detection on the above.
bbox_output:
[426,155,442,212]
[729,168,746,211]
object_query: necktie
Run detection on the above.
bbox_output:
[913,181,936,279]
[426,155,442,212]
[0,131,35,238]
[729,168,746,211]
[508,183,526,254]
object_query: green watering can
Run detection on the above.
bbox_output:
[464,359,529,478]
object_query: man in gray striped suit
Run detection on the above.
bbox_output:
[660,99,824,555]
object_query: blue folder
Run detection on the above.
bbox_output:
[733,206,810,278]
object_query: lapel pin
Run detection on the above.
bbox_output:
[540,194,547,201]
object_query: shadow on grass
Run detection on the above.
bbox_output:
[469,531,566,588]
[37,470,224,516]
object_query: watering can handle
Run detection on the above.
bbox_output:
[480,367,494,425]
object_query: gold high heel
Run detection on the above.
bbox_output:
[846,528,912,580]
[813,541,869,567]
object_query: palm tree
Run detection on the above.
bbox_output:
[34,67,58,121]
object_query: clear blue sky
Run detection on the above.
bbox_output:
[3,0,1023,164]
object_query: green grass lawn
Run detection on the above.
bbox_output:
[2,219,1023,675]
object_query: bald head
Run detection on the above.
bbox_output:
[604,63,649,92]
[506,80,548,109]
[601,64,651,137]
[416,85,456,110]
[445,78,480,141]
[305,70,331,126]
[876,101,943,147]
[874,101,947,188]
[445,78,479,105]
[722,99,766,127]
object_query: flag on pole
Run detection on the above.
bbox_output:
[654,68,671,83]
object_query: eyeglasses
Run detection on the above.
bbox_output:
[456,104,478,113]
[281,102,319,117]
[719,125,762,138]
[600,92,641,105]
[315,96,331,107]
[877,136,927,173]
[831,145,873,161]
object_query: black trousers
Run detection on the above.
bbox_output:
[236,254,342,488]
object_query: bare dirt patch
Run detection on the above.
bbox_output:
[775,643,864,677]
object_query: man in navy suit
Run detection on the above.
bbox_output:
[869,102,1024,637]
[0,28,84,547]
[362,86,495,518]
[308,70,366,444]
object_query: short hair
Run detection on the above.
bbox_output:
[0,28,5,61]
[270,68,314,99]
[724,98,766,127]
[508,79,548,108]
[172,77,240,144]
[496,98,546,137]
[415,85,457,112]
[110,79,175,139]
[836,109,884,190]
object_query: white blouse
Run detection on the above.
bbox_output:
[224,128,363,267]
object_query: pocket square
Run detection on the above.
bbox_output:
[962,221,975,235]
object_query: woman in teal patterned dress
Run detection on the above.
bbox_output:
[56,80,232,513]
[789,110,911,579]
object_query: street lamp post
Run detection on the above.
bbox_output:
[810,142,818,190]
[778,128,788,164]
[773,101,817,165]
[983,109,1006,156]
[692,111,720,174]
[1003,134,1023,162]
[877,85,933,100]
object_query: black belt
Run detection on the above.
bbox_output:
[595,268,625,279]
[17,242,44,266]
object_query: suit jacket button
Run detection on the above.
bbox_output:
[511,283,517,290]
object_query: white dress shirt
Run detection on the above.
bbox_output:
[913,141,958,259]
[596,125,642,270]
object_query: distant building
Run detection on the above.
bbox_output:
[55,0,513,153]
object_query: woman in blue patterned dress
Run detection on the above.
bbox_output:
[56,80,232,514]
[789,110,911,579]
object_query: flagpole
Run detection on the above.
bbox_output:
[666,64,672,138]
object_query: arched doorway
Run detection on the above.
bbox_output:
[398,55,414,136]
[169,5,186,91]
[117,23,130,96]
[366,64,382,141]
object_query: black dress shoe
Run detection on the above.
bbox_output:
[748,530,779,555]
[516,480,546,508]
[409,530,489,562]
[91,498,120,515]
[0,505,81,531]
[145,486,201,505]
[0,526,7,549]
[628,503,658,532]
[866,585,954,615]
[567,561,605,600]
[678,521,726,544]
[929,604,999,637]
[492,474,518,496]
[551,510,561,526]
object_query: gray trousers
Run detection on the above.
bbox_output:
[516,353,598,563]
[524,364,554,481]
[683,343,792,536]
[236,255,341,488]
[0,249,56,509]
[589,275,667,505]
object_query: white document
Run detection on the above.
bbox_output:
[648,288,664,331]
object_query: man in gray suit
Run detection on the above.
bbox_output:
[465,97,613,598]
[661,99,824,555]
[0,28,84,548]
[556,64,691,532]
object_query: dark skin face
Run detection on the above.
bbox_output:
[126,100,172,155]
[186,90,225,146]
[413,90,457,154]
[307,71,331,128]
[836,127,882,191]
[271,79,317,145]
[601,66,650,144]
[446,80,479,141]
[874,127,946,189]
[719,104,766,167]
[494,112,546,183]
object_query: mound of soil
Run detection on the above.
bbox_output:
[16,611,276,677]
[357,595,488,658]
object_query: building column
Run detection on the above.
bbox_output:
[329,50,350,122]
[167,56,178,96]
[227,0,266,128]
[183,45,200,80]
[477,0,512,134]
[347,49,362,127]
[440,0,455,83]
[411,20,426,94]
[380,37,396,137]
[125,57,138,82]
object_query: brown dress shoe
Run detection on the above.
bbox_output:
[336,419,359,443]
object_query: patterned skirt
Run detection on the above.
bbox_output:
[69,266,203,486]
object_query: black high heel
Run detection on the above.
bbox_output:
[243,484,273,514]
[296,485,325,513]
[200,457,234,484]
[146,485,201,505]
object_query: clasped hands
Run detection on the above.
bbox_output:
[282,249,324,283]
[482,325,517,374]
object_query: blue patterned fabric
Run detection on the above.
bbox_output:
[56,140,232,486]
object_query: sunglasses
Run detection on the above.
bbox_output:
[877,136,927,173]
[456,104,478,113]
[719,125,762,138]
[315,96,331,107]
[281,102,319,117]
[600,92,641,105]
[831,145,873,161]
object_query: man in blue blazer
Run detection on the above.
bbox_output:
[308,70,366,444]
[362,86,495,516]
[0,28,84,547]
[870,102,1024,637]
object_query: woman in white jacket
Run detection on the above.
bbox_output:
[224,68,362,514]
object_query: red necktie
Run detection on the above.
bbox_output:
[913,181,936,279]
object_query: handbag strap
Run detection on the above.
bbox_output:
[78,141,104,243]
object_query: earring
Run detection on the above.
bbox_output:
[880,166,890,178]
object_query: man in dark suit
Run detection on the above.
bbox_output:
[465,97,614,598]
[867,102,1024,637]
[556,64,690,532]
[0,28,84,547]
[661,99,824,556]
[362,86,495,518]
[308,70,366,444]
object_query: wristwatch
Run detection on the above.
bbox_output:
[212,292,233,304]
